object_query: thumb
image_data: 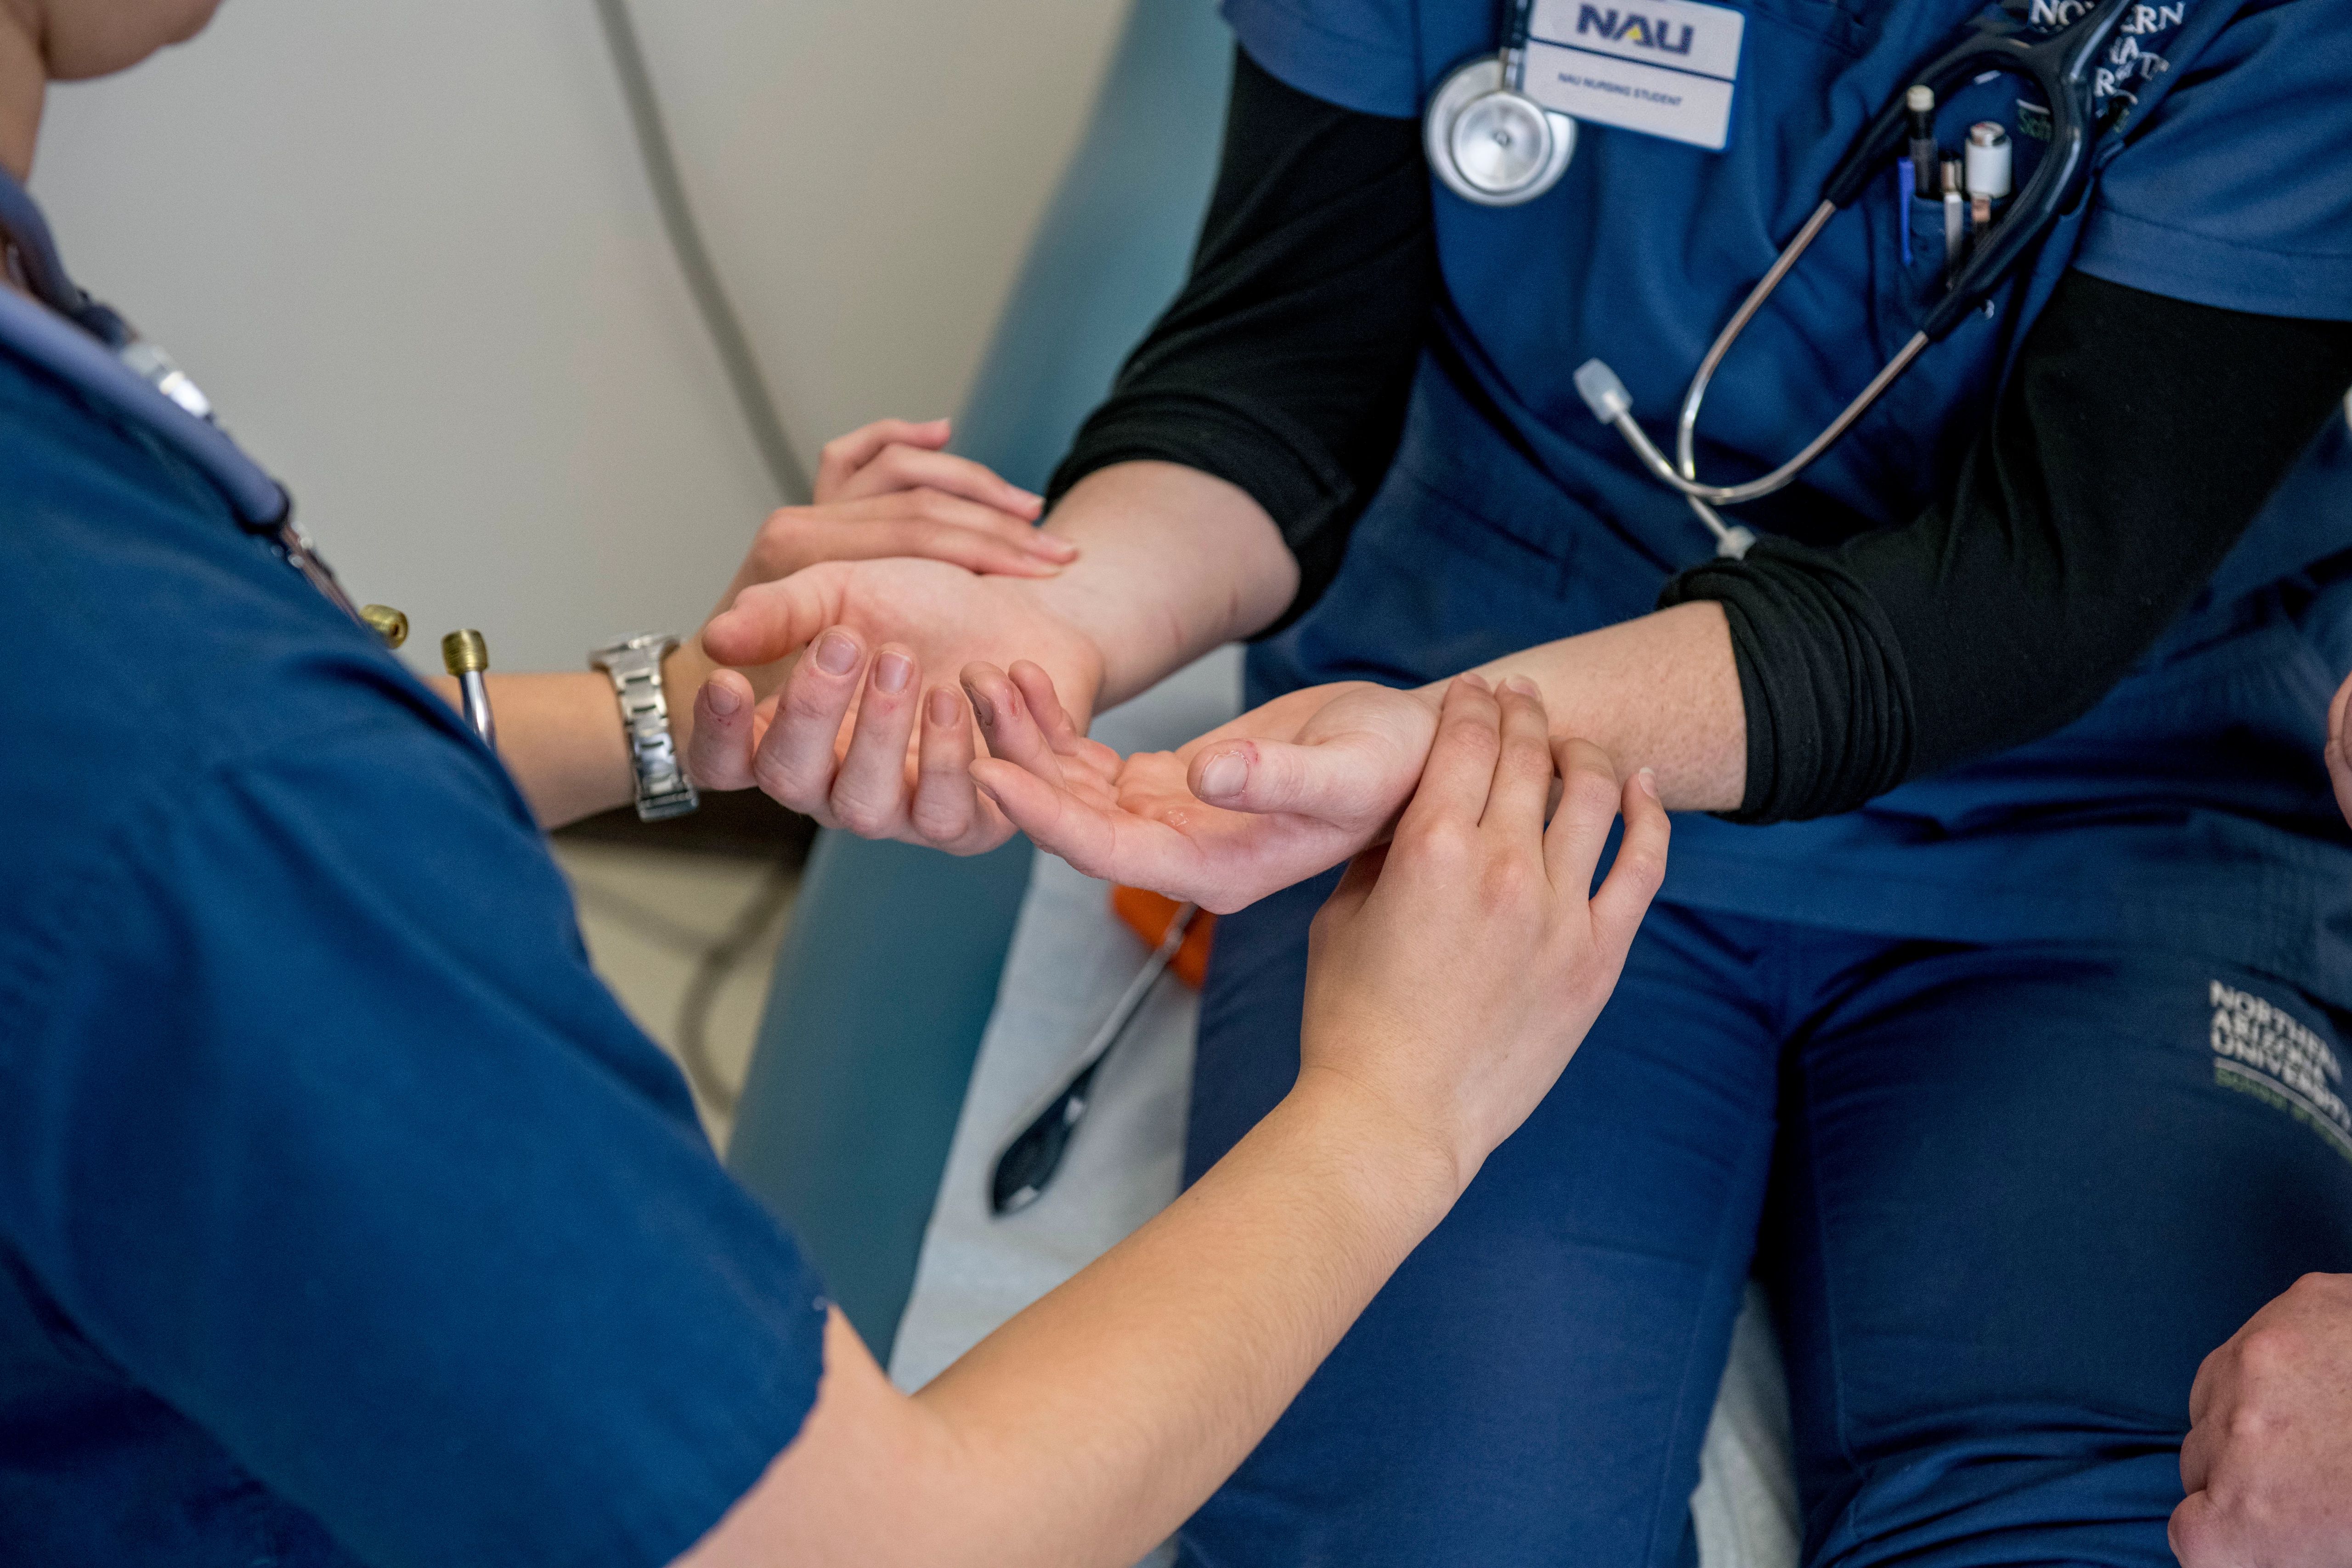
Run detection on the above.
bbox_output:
[1189,730,1413,829]
[702,568,844,668]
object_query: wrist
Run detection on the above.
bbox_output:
[1025,462,1296,708]
[1009,568,1119,711]
[972,571,1108,717]
[1278,1064,1467,1228]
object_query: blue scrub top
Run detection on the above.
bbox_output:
[0,347,826,1564]
[1230,0,2352,1002]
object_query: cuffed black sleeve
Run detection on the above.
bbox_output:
[1047,47,1438,631]
[1662,272,2352,824]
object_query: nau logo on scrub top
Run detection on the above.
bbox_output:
[1575,6,1696,56]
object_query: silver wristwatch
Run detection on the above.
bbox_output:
[588,633,699,821]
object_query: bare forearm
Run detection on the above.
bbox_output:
[1031,461,1297,709]
[915,1072,1451,1560]
[426,645,714,830]
[1465,602,1745,813]
[693,1077,1454,1568]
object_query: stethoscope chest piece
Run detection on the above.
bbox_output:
[1425,57,1576,206]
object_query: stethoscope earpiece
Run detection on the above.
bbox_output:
[1425,56,1576,207]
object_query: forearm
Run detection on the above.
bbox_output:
[1029,460,1297,708]
[426,644,713,829]
[698,1075,1453,1568]
[914,1070,1451,1559]
[1463,601,1745,813]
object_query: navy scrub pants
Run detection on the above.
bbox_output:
[1177,880,2352,1568]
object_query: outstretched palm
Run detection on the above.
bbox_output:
[966,666,1442,913]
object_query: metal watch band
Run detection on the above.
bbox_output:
[588,633,699,821]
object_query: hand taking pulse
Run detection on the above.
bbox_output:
[689,566,1109,853]
[430,416,1064,831]
[683,461,1306,861]
[684,676,1671,1568]
[1291,676,1667,1182]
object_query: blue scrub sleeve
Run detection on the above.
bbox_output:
[2078,0,2352,319]
[1217,0,1423,117]
[0,718,826,1568]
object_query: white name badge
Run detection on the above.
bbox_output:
[1521,0,1747,152]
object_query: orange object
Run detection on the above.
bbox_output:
[1111,885,1216,990]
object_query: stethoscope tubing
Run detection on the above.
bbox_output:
[1578,0,2135,514]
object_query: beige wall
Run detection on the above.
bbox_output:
[29,0,1128,671]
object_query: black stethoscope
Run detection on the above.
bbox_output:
[1427,0,2138,552]
[0,166,373,630]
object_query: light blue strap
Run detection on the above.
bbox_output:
[0,284,287,527]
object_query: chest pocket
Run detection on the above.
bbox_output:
[1842,42,2088,512]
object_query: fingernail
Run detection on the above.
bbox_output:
[1459,673,1491,692]
[963,682,995,728]
[814,631,858,676]
[875,651,913,694]
[1636,767,1660,799]
[1198,752,1247,800]
[1032,533,1078,557]
[927,687,960,726]
[1505,675,1539,696]
[706,680,743,718]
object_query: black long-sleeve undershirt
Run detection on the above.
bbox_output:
[1052,48,2352,822]
[1048,49,1436,624]
[1662,281,2352,821]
